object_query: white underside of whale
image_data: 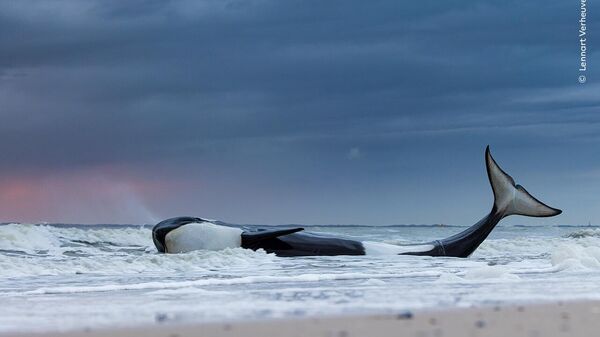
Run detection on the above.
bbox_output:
[362,241,435,255]
[165,222,242,253]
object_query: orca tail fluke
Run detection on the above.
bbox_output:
[485,146,561,218]
[417,146,562,258]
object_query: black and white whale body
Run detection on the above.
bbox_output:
[152,147,561,257]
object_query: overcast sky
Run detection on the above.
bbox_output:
[0,0,598,225]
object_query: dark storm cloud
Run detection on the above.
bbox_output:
[0,0,598,224]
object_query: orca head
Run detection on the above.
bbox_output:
[153,217,243,253]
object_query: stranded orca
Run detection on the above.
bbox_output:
[152,147,561,257]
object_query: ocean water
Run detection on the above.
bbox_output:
[2,222,600,332]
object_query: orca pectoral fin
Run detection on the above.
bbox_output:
[241,228,304,249]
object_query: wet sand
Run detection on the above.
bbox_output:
[10,300,600,337]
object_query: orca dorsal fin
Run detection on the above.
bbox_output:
[241,228,304,248]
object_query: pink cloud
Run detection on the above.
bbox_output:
[0,167,177,224]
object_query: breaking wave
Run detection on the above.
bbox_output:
[3,223,600,279]
[563,228,600,239]
[0,223,278,278]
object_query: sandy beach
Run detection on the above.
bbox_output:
[11,300,600,337]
